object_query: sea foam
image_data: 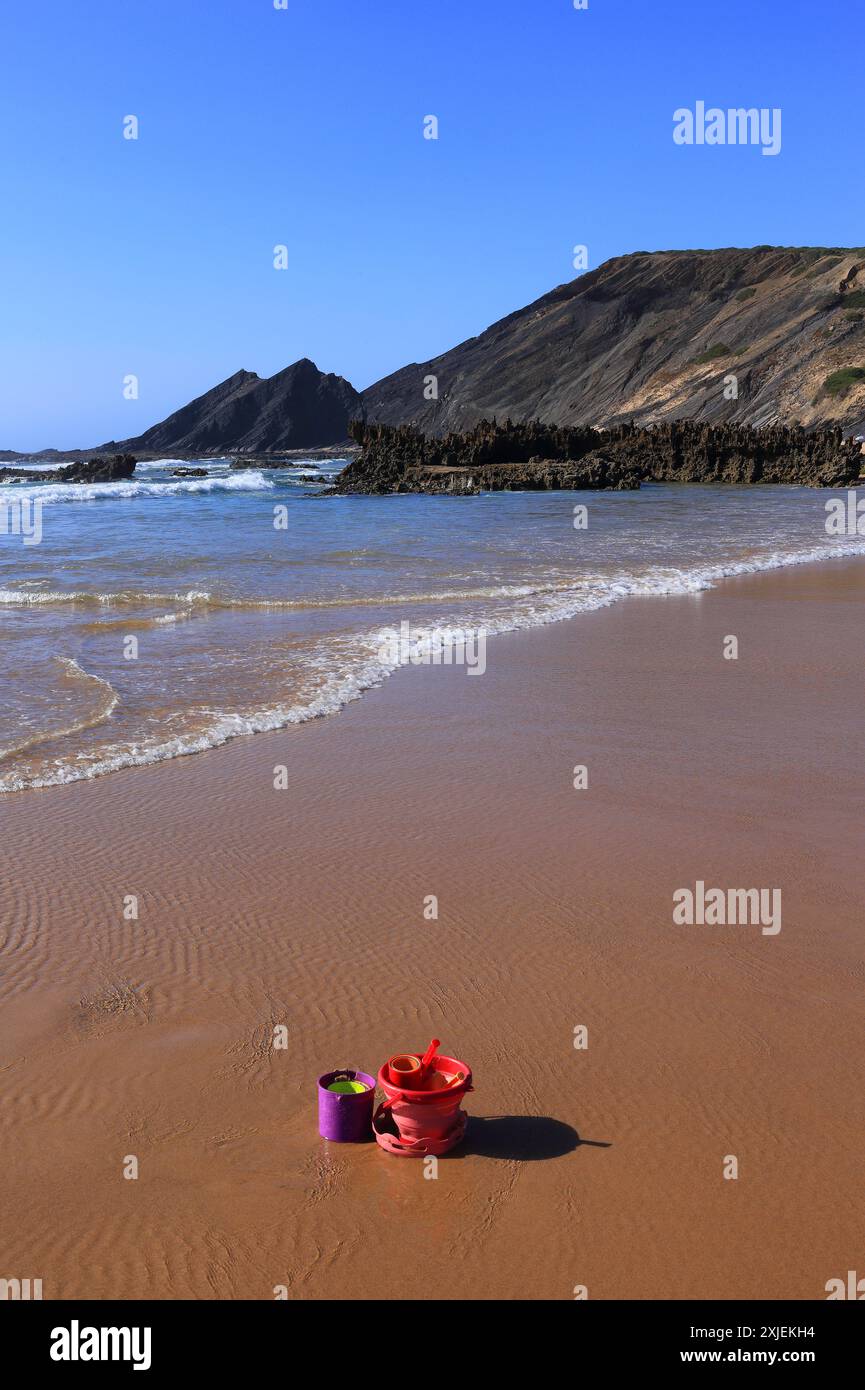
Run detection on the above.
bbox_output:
[3,532,865,793]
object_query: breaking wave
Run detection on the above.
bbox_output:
[0,472,275,506]
[3,531,865,793]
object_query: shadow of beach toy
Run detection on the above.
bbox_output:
[318,1069,376,1142]
[463,1115,590,1161]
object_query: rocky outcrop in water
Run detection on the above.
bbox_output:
[599,420,861,486]
[332,421,636,493]
[0,454,137,484]
[331,420,862,494]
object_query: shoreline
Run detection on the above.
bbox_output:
[4,531,865,795]
[1,556,864,1300]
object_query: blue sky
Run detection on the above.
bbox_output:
[0,0,860,449]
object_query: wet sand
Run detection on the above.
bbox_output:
[1,558,863,1301]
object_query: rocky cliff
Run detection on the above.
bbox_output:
[362,247,865,435]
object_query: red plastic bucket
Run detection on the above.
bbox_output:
[376,1054,472,1145]
[373,1107,467,1157]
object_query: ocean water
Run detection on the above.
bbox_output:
[1,457,863,793]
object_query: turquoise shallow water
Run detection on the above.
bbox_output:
[1,457,863,791]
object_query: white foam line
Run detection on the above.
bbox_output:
[3,535,865,793]
[0,588,213,607]
[1,472,275,506]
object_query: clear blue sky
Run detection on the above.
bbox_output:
[0,0,860,449]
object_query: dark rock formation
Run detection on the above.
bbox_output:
[172,467,208,477]
[100,359,363,456]
[333,420,620,494]
[332,420,862,495]
[602,420,861,487]
[0,454,137,484]
[362,247,865,435]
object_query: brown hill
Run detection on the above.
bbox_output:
[361,247,865,435]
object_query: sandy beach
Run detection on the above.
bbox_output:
[1,556,863,1302]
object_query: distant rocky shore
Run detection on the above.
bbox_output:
[3,426,861,497]
[330,420,865,495]
[0,454,137,485]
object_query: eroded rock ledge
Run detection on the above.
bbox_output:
[330,420,863,495]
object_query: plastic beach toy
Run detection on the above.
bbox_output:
[416,1038,440,1083]
[318,1069,376,1141]
[373,1105,467,1157]
[375,1050,473,1156]
[387,1053,422,1087]
[387,1037,441,1087]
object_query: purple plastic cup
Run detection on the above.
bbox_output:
[317,1070,376,1142]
